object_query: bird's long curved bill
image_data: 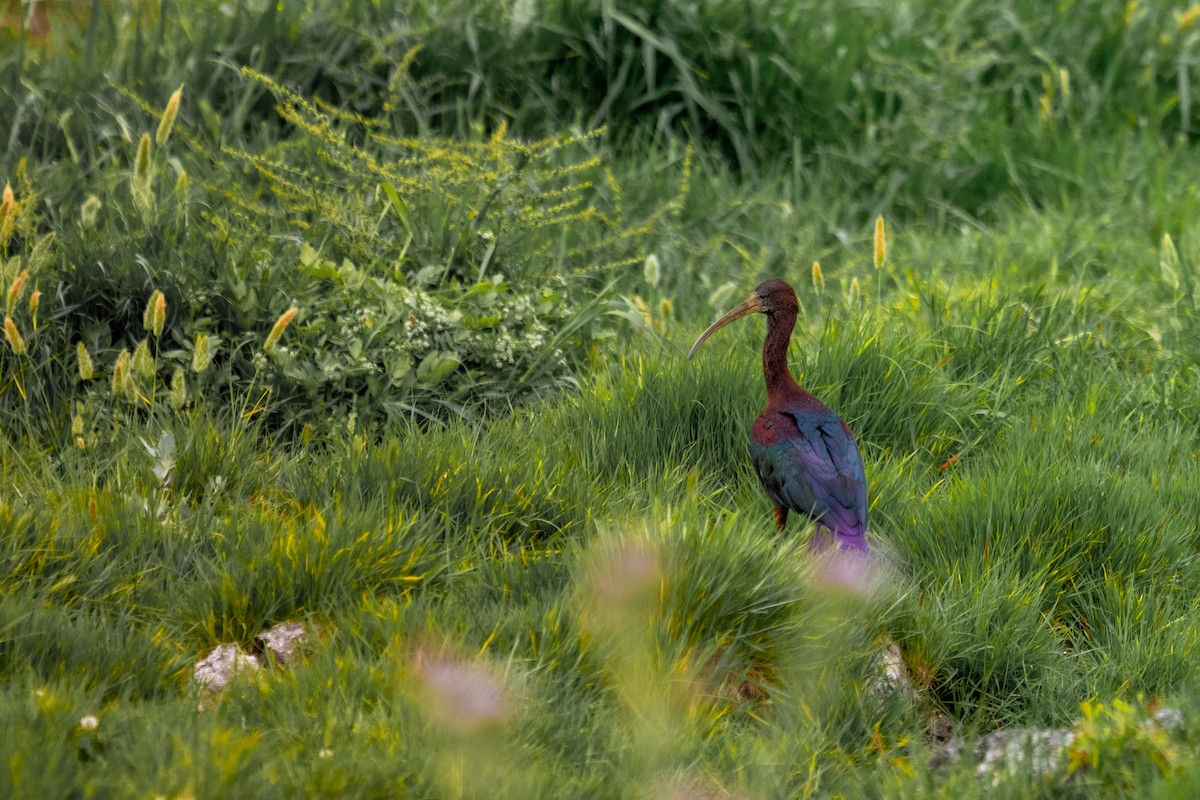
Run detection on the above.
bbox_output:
[686,293,765,359]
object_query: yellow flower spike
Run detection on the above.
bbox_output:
[643,253,661,288]
[143,290,166,337]
[0,182,14,246]
[264,306,298,352]
[132,339,154,381]
[873,215,887,270]
[111,349,135,401]
[154,291,166,337]
[29,288,40,330]
[6,269,29,316]
[77,341,95,381]
[81,195,101,228]
[849,276,862,305]
[812,261,825,296]
[112,350,128,397]
[156,85,183,147]
[191,333,212,373]
[132,134,155,216]
[4,316,25,355]
[169,367,187,409]
[134,133,152,181]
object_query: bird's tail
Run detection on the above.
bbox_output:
[810,525,869,554]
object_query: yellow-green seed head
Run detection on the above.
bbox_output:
[849,276,862,305]
[134,133,152,180]
[873,215,887,270]
[169,367,187,409]
[144,290,166,337]
[81,195,101,228]
[264,306,299,352]
[643,254,661,288]
[133,338,154,381]
[0,182,14,247]
[175,170,189,202]
[156,85,183,147]
[191,333,212,373]
[112,349,135,402]
[71,411,85,438]
[6,269,28,316]
[3,316,25,355]
[77,341,95,381]
[154,291,166,337]
[811,261,825,295]
[29,288,40,329]
[112,350,128,396]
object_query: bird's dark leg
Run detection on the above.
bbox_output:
[773,506,788,531]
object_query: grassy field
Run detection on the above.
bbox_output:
[5,1,1200,797]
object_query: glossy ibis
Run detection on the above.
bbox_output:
[688,279,869,554]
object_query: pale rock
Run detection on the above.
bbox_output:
[192,644,260,711]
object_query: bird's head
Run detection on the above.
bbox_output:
[687,279,798,359]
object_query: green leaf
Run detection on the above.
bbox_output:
[380,182,413,237]
[299,243,318,267]
[416,351,461,386]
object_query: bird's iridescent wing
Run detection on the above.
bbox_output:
[750,409,867,538]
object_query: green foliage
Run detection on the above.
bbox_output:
[1062,699,1185,793]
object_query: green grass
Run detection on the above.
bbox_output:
[5,0,1200,796]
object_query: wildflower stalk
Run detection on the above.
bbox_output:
[643,254,661,289]
[144,290,166,338]
[0,182,14,249]
[169,367,187,409]
[6,269,28,316]
[4,316,25,355]
[191,333,212,373]
[264,307,298,352]
[133,339,154,381]
[132,133,154,217]
[156,85,183,147]
[72,403,86,448]
[112,349,135,402]
[77,342,95,381]
[874,215,887,306]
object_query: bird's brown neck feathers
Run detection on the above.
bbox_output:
[762,308,802,400]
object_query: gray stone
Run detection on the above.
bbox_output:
[192,644,260,711]
[256,620,310,666]
[973,726,1075,779]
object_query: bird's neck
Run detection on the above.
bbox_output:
[762,311,802,398]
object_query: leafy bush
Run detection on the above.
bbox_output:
[2,52,676,434]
